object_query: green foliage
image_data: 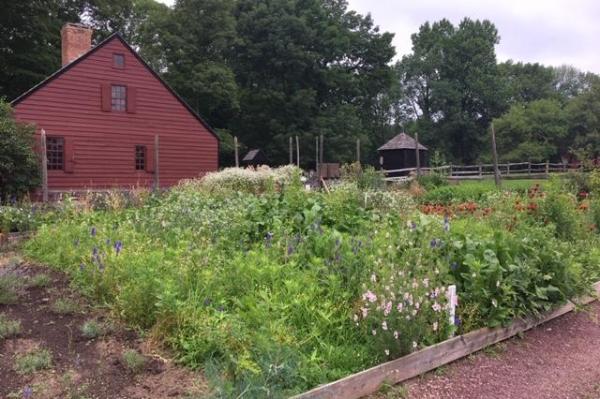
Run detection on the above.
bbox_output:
[0,313,21,339]
[0,100,40,200]
[23,177,600,396]
[80,319,105,339]
[0,274,24,305]
[14,348,52,374]
[51,298,80,315]
[493,99,568,162]
[417,174,448,191]
[341,163,385,190]
[122,350,146,373]
[397,18,507,163]
[28,273,51,288]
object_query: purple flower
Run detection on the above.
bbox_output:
[430,239,438,248]
[23,386,33,399]
[454,315,461,326]
[203,298,212,306]
[287,245,294,256]
[443,215,450,232]
[410,221,417,231]
[114,240,123,255]
[92,246,98,256]
[91,227,97,236]
[106,238,111,246]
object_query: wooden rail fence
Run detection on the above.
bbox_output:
[383,162,582,182]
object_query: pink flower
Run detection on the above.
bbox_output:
[361,307,369,318]
[384,301,392,316]
[432,302,442,312]
[396,302,404,312]
[362,290,377,303]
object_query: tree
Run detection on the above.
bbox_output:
[565,80,600,157]
[0,100,40,200]
[499,61,556,104]
[231,0,395,165]
[396,18,507,163]
[493,99,568,162]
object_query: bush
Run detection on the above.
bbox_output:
[187,165,301,194]
[0,100,39,201]
[341,163,385,190]
[417,173,448,191]
[14,348,52,374]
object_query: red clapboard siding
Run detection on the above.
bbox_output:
[12,34,218,191]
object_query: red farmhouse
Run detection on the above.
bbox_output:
[11,23,219,193]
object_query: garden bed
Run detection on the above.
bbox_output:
[294,281,600,399]
[12,169,600,396]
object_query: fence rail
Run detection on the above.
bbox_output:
[383,161,582,182]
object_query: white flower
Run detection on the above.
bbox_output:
[412,341,418,349]
[385,349,390,356]
[496,280,500,287]
[433,321,438,332]
[371,273,377,283]
[422,278,429,288]
[394,331,399,339]
[353,314,358,322]
[492,299,498,308]
[372,329,377,336]
[382,321,388,330]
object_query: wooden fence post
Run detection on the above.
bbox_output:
[478,164,482,177]
[234,136,239,168]
[356,138,360,164]
[507,163,510,177]
[154,134,160,191]
[449,164,453,177]
[415,132,421,177]
[528,162,531,176]
[40,129,48,203]
[315,136,319,175]
[545,160,550,177]
[491,123,501,187]
[296,135,300,168]
[289,136,293,165]
[319,134,324,166]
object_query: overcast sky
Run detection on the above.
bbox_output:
[156,0,600,73]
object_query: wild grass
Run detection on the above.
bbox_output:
[14,348,52,374]
[51,298,80,315]
[122,350,146,373]
[0,313,21,338]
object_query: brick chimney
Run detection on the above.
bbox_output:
[61,23,92,66]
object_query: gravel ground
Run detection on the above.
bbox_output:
[387,302,600,399]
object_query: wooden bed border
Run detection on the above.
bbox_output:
[293,282,600,399]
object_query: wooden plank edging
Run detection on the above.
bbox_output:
[293,282,600,399]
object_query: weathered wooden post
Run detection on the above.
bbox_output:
[234,136,239,167]
[319,134,324,167]
[295,135,300,168]
[545,160,550,177]
[289,136,293,165]
[491,123,501,187]
[507,163,510,176]
[449,164,453,178]
[315,136,319,175]
[478,164,483,177]
[356,138,360,164]
[528,162,531,176]
[40,129,48,203]
[415,132,421,177]
[154,134,160,190]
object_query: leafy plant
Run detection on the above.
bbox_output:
[14,348,52,374]
[122,350,146,373]
[0,313,21,339]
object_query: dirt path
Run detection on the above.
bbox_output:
[0,252,208,399]
[374,301,600,399]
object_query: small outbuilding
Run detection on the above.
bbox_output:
[242,149,269,167]
[378,132,428,175]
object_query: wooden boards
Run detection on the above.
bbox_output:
[293,283,600,399]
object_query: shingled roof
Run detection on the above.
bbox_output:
[242,149,261,161]
[378,133,428,151]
